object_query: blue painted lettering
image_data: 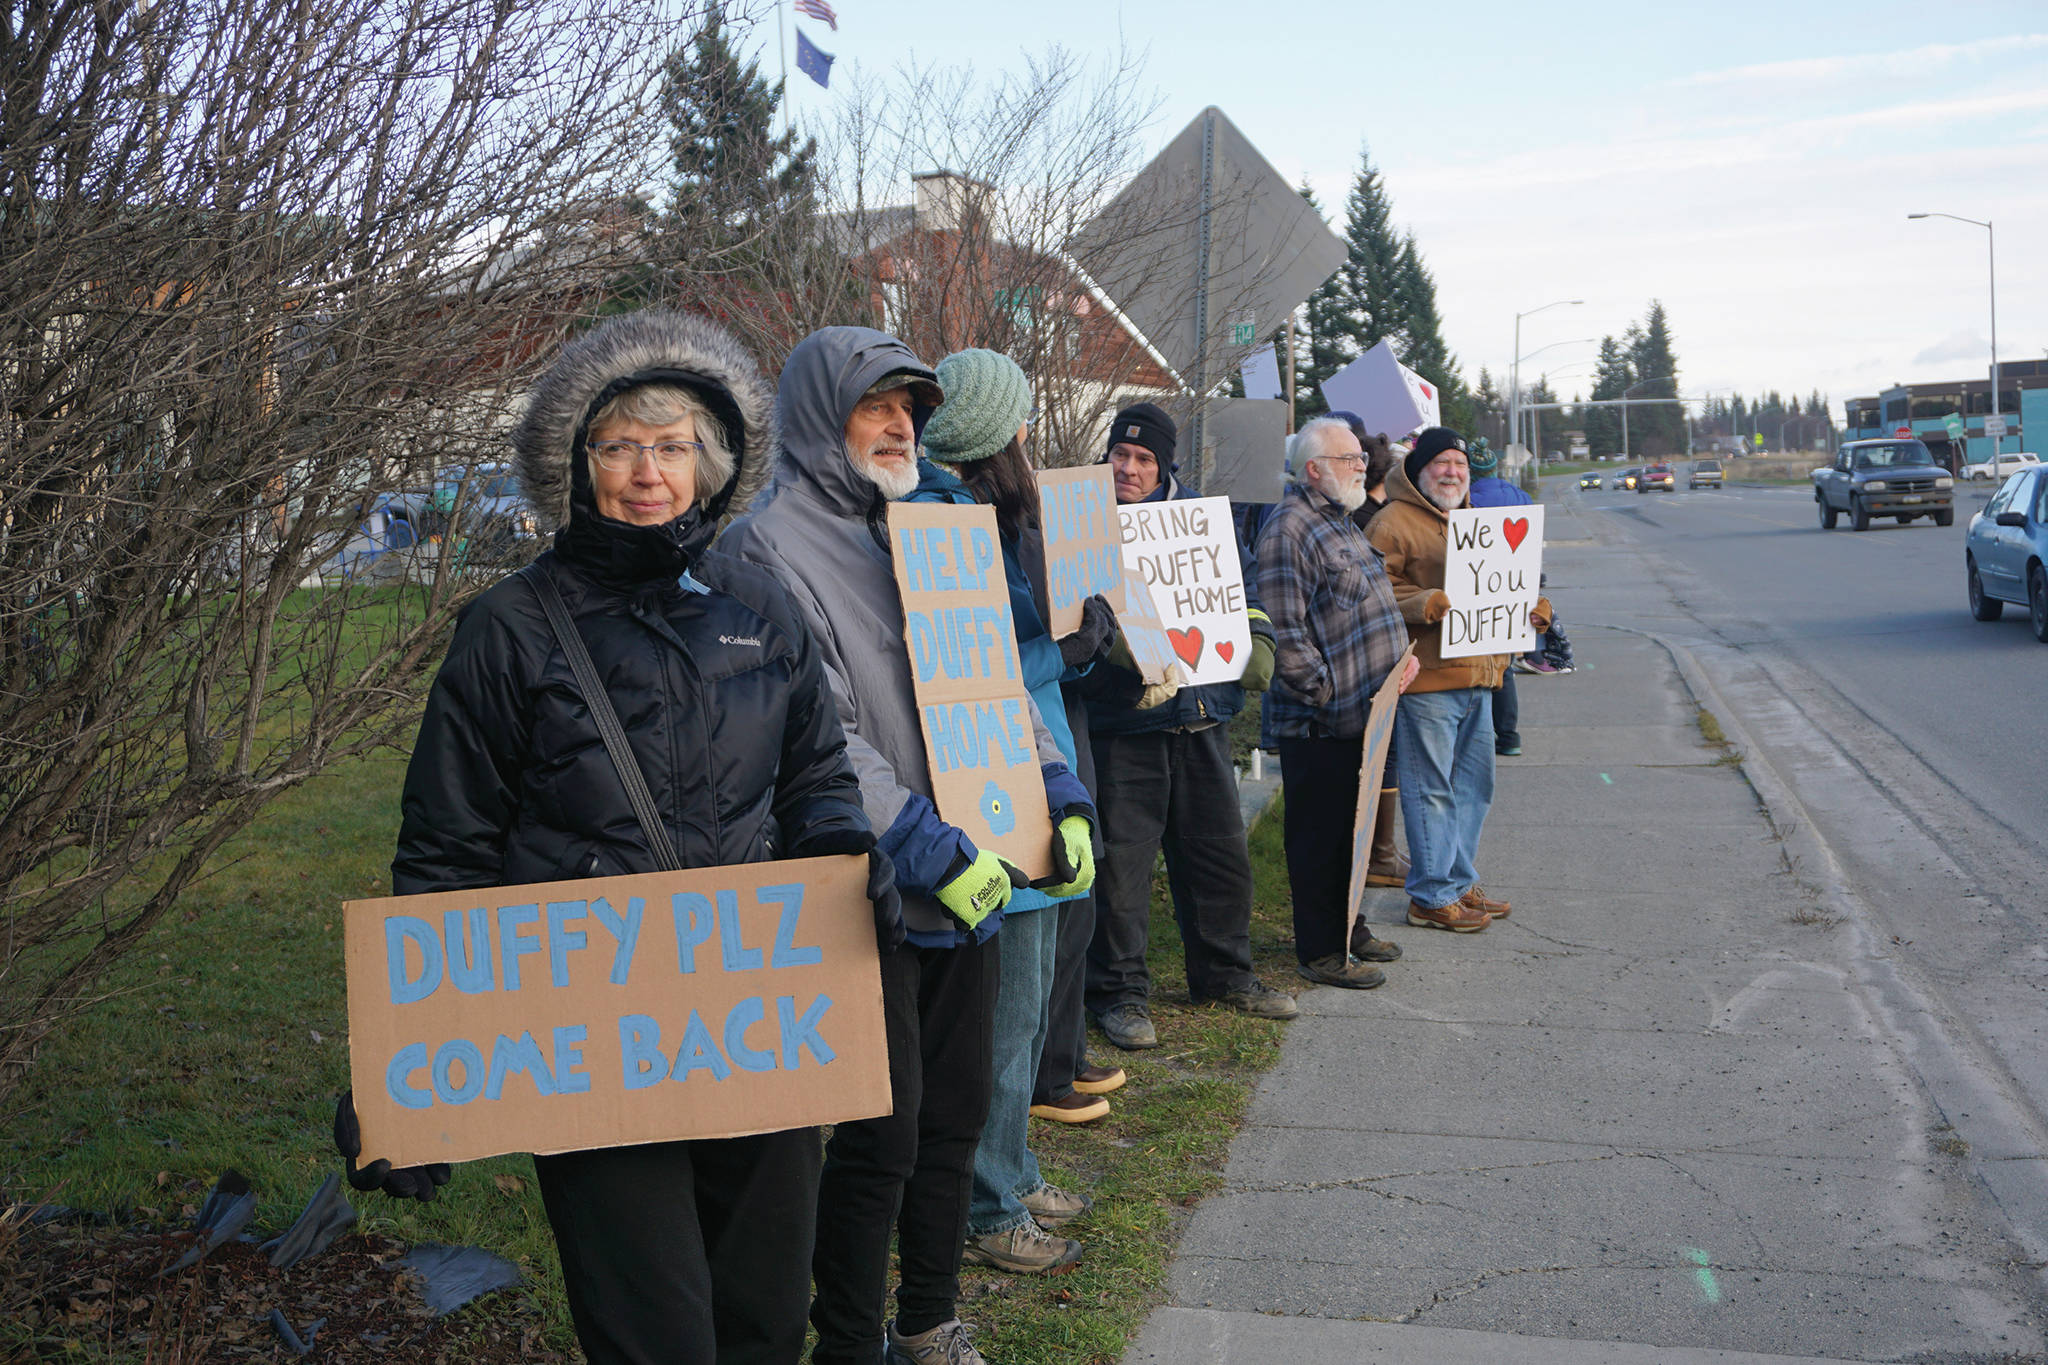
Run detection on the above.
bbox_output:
[495,903,542,990]
[588,897,641,985]
[484,1030,556,1100]
[724,996,775,1072]
[763,884,822,968]
[431,1038,486,1105]
[385,916,442,1005]
[716,889,764,971]
[385,1042,432,1109]
[442,908,494,994]
[779,994,836,1069]
[671,892,713,973]
[545,900,588,987]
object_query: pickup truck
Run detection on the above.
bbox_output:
[1962,451,2040,482]
[1814,439,1954,531]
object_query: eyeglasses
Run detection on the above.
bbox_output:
[589,439,703,472]
[1323,454,1368,467]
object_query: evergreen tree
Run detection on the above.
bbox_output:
[1298,144,1406,411]
[659,9,817,257]
[1394,232,1470,432]
[1619,301,1681,455]
[1585,335,1633,458]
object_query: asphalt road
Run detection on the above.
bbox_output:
[1560,471,2048,1283]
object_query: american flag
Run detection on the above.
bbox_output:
[793,0,837,29]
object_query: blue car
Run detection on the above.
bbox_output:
[1965,466,2048,642]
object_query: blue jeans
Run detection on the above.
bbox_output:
[1393,688,1495,910]
[968,905,1059,1236]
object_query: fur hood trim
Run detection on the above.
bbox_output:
[511,310,776,531]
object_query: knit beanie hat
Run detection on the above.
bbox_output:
[1104,401,1176,468]
[1404,426,1468,486]
[1467,436,1498,474]
[920,349,1031,464]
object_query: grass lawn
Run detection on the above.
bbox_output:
[2,740,1302,1362]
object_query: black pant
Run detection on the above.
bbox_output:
[533,1127,821,1365]
[810,935,999,1360]
[1493,670,1520,750]
[1085,724,1257,1009]
[1036,686,1100,1103]
[1276,734,1365,966]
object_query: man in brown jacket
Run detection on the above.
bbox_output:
[1367,428,1551,932]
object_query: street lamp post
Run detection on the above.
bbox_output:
[1907,212,1998,469]
[1512,299,1583,455]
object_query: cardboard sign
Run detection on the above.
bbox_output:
[1117,495,1249,685]
[1346,647,1415,931]
[1440,505,1546,659]
[1320,339,1441,440]
[343,856,890,1169]
[1034,466,1125,639]
[1115,559,1178,686]
[887,502,1056,881]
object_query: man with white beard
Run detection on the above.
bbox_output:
[721,326,1095,1365]
[1255,416,1420,986]
[1367,427,1551,934]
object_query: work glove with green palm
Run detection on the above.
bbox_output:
[1237,608,1276,693]
[1036,815,1096,897]
[934,846,1028,932]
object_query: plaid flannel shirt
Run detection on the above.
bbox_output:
[1253,482,1409,739]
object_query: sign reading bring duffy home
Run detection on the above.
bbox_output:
[1439,505,1546,660]
[1116,495,1249,686]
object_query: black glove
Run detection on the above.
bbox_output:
[334,1092,451,1202]
[1058,594,1118,669]
[793,827,903,953]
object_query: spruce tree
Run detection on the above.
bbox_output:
[1298,145,1406,411]
[1393,232,1469,432]
[1586,335,1633,458]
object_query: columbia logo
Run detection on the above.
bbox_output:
[720,634,762,647]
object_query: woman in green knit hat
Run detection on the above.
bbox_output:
[911,348,1122,1277]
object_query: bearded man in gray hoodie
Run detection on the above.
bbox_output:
[720,327,1095,1365]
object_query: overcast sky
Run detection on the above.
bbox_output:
[772,0,2046,416]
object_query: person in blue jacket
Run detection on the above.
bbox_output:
[1464,438,1532,757]
[1079,403,1300,1052]
[910,347,1108,1278]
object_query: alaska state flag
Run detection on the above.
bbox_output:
[796,30,835,88]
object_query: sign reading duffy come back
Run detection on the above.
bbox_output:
[344,856,890,1168]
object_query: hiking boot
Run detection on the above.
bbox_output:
[1460,885,1512,918]
[885,1317,986,1365]
[962,1220,1082,1274]
[1407,900,1490,932]
[1028,1091,1109,1124]
[1294,953,1386,990]
[1365,788,1406,886]
[1071,1063,1126,1095]
[1495,742,1523,756]
[1364,860,1409,888]
[1091,1003,1158,1050]
[1348,920,1404,962]
[1019,1182,1092,1228]
[1196,979,1301,1019]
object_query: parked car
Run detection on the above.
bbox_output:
[1965,466,2048,641]
[1578,471,1604,491]
[1813,438,1954,531]
[1613,467,1642,491]
[317,491,430,583]
[1962,451,2040,482]
[434,463,542,564]
[1689,459,1724,489]
[1637,463,1676,492]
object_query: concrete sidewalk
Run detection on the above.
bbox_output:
[1127,520,2044,1363]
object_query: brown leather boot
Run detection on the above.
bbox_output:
[1365,786,1407,887]
[1460,885,1512,918]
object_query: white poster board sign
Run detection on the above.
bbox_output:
[1117,496,1249,685]
[1239,343,1284,400]
[1440,505,1545,660]
[1320,338,1441,439]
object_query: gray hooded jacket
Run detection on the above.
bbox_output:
[720,327,1080,938]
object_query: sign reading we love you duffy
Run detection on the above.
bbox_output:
[1440,505,1546,660]
[343,856,890,1168]
[887,501,1056,882]
[1116,495,1250,686]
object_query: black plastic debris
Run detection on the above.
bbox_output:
[163,1170,257,1274]
[268,1308,326,1356]
[395,1242,522,1315]
[261,1172,358,1269]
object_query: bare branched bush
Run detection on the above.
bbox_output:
[0,0,692,1098]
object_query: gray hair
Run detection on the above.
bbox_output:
[586,383,735,501]
[1287,415,1356,482]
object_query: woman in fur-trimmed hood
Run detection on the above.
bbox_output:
[352,309,899,1365]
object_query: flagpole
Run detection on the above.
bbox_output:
[776,0,789,137]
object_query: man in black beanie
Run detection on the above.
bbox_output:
[1075,403,1296,1051]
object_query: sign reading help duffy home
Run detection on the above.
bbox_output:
[344,855,889,1169]
[1439,505,1546,660]
[887,501,1056,881]
[1034,465,1125,639]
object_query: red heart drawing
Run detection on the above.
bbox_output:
[1216,641,1235,664]
[1167,626,1204,668]
[1503,517,1530,552]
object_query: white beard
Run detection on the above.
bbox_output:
[1315,474,1367,513]
[1425,483,1466,512]
[848,440,919,500]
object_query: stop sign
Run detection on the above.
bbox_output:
[1895,425,1912,438]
